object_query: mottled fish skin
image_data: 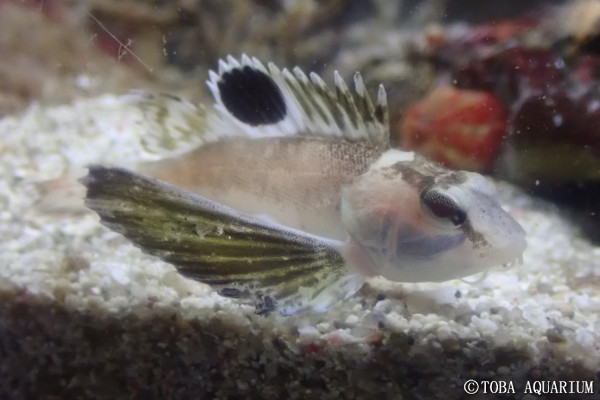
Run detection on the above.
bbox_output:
[82,55,527,314]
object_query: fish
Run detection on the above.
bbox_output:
[80,55,527,315]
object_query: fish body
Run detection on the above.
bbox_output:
[143,137,380,240]
[81,55,526,314]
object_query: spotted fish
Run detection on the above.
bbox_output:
[81,55,526,315]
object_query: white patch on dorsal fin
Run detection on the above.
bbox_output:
[206,54,389,147]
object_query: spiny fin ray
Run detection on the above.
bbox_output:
[124,56,389,155]
[207,54,389,147]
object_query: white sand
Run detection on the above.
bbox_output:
[1,96,599,399]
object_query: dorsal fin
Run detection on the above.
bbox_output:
[124,55,390,155]
[207,54,389,147]
[123,91,210,157]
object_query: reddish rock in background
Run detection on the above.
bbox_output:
[398,86,507,172]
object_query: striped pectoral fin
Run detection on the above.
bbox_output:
[80,165,355,314]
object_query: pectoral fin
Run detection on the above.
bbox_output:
[80,165,357,314]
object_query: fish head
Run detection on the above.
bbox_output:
[341,149,526,282]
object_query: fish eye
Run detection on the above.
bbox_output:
[420,190,467,227]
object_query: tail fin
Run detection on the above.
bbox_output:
[80,165,361,314]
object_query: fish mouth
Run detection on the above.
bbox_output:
[494,231,527,269]
[502,253,524,268]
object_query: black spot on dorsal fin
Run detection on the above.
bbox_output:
[217,66,287,126]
